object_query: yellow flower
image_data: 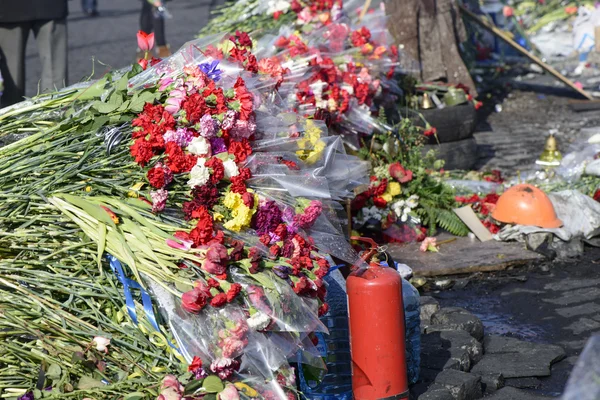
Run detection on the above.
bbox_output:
[223,191,242,209]
[388,182,401,197]
[213,212,224,222]
[223,191,256,232]
[381,182,401,202]
[296,120,326,165]
[234,382,258,397]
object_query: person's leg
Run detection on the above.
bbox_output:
[33,19,68,93]
[140,1,154,34]
[153,8,170,56]
[0,22,29,107]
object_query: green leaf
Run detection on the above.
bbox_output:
[124,392,146,400]
[46,364,61,380]
[108,91,124,107]
[202,376,224,393]
[58,194,117,229]
[77,376,104,390]
[184,378,205,396]
[92,100,120,114]
[97,222,106,271]
[78,76,109,100]
[116,75,129,92]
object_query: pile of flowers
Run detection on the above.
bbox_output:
[455,192,503,234]
[0,28,367,399]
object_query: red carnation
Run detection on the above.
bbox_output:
[210,293,228,307]
[318,303,330,317]
[207,278,220,288]
[147,165,166,188]
[594,189,600,202]
[424,126,437,137]
[259,234,271,246]
[182,288,208,313]
[269,244,281,258]
[182,93,207,125]
[241,192,254,208]
[188,356,203,372]
[228,139,253,163]
[373,197,387,208]
[130,138,154,166]
[165,142,197,173]
[233,77,253,121]
[188,208,214,247]
[205,157,224,184]
[226,283,242,302]
[274,224,288,240]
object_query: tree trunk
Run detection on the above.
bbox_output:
[386,0,477,96]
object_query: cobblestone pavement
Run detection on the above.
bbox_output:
[429,246,600,397]
[24,0,225,97]
[474,85,600,175]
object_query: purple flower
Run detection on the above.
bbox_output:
[194,368,209,380]
[199,60,222,82]
[199,114,217,138]
[253,201,282,235]
[18,393,34,400]
[164,127,194,147]
[221,110,237,131]
[281,207,298,234]
[273,265,292,279]
[209,137,227,155]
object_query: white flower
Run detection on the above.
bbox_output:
[266,0,291,14]
[247,312,271,331]
[223,159,239,180]
[187,158,210,188]
[392,200,405,218]
[186,136,211,156]
[310,81,326,99]
[406,195,419,209]
[401,213,408,223]
[341,84,354,95]
[92,336,110,353]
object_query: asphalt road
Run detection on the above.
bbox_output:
[24,0,225,97]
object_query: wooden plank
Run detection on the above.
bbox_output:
[459,5,594,101]
[568,100,600,112]
[386,233,543,277]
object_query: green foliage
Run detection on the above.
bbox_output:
[358,112,469,236]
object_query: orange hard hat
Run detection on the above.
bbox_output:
[492,184,563,228]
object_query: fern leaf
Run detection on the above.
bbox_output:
[436,209,469,236]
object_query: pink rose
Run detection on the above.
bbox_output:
[218,384,240,400]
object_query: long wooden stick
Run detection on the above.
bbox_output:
[459,4,594,100]
[359,0,372,22]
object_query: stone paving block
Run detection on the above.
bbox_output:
[472,336,565,379]
[477,373,504,394]
[421,296,440,326]
[504,377,542,389]
[565,317,600,335]
[542,286,600,306]
[422,330,483,366]
[544,278,600,291]
[555,302,600,318]
[434,369,482,400]
[483,387,550,399]
[430,307,484,341]
[417,384,455,400]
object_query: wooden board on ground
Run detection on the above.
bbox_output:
[386,233,543,277]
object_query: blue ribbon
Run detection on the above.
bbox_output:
[107,254,178,351]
